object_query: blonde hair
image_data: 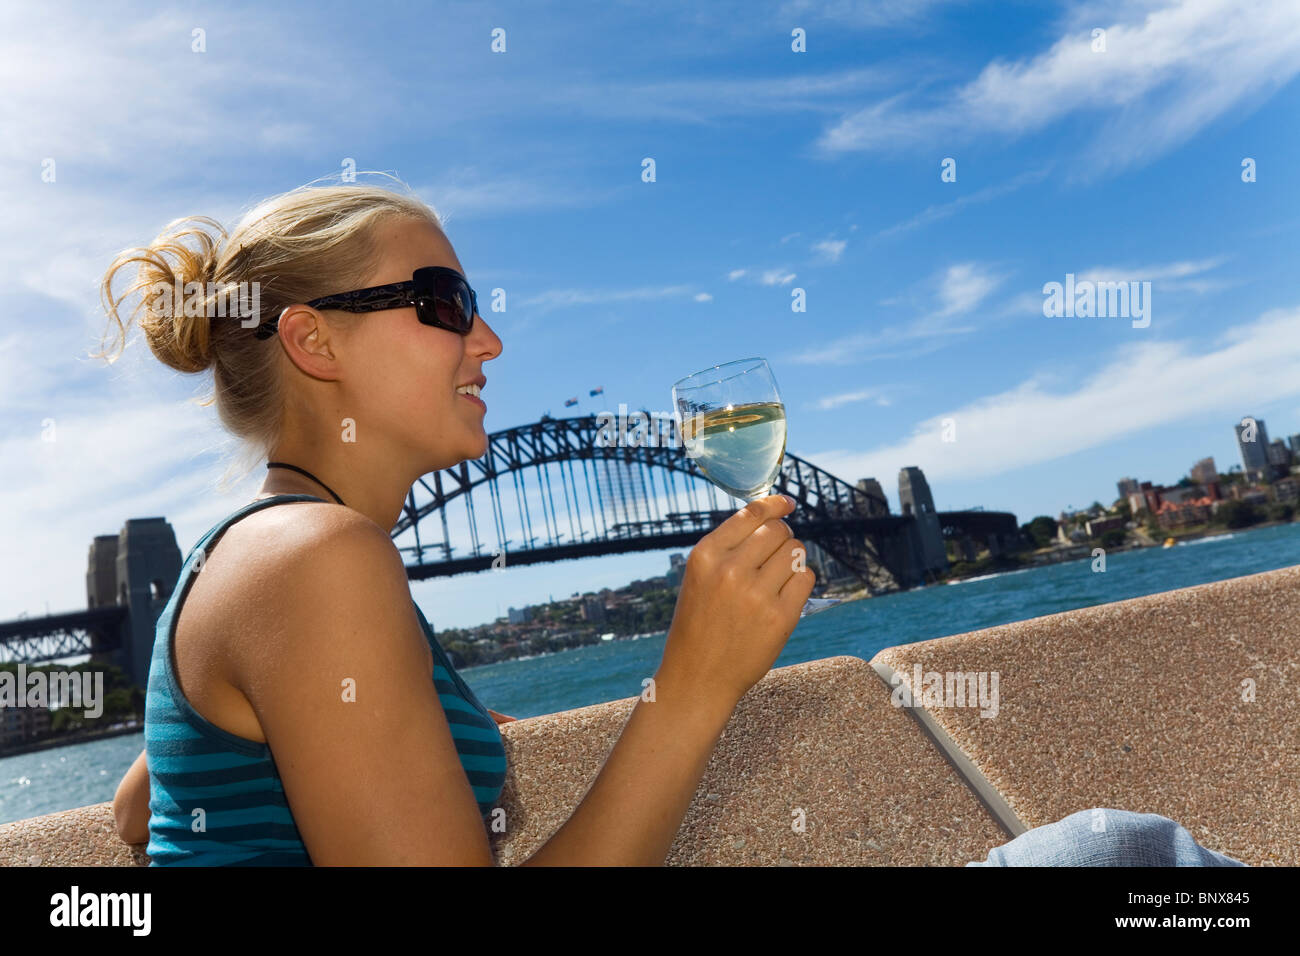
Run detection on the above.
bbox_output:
[95,173,442,487]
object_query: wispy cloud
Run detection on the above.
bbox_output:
[876,168,1051,239]
[808,304,1300,484]
[812,238,847,262]
[539,67,898,123]
[932,262,1002,320]
[518,284,700,315]
[1076,256,1231,293]
[761,268,797,286]
[415,168,615,222]
[777,0,964,28]
[815,0,1300,175]
[813,387,892,410]
[789,262,1004,364]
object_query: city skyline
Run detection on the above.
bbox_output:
[3,0,1299,628]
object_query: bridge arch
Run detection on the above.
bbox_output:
[390,414,910,591]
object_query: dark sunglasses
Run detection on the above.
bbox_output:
[253,266,478,340]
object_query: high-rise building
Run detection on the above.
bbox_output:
[1267,439,1291,468]
[1116,477,1141,499]
[1289,434,1300,456]
[1190,458,1217,485]
[665,553,686,587]
[1235,417,1270,475]
[580,596,606,622]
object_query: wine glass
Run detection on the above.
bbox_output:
[671,357,841,617]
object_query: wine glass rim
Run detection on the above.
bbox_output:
[672,356,769,391]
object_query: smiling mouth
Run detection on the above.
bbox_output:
[457,390,486,410]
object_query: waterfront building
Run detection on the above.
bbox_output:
[1190,458,1217,485]
[1235,417,1270,477]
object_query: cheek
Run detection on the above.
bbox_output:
[367,326,459,407]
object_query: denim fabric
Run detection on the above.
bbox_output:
[965,809,1248,866]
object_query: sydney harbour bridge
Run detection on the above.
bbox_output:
[1,413,1019,688]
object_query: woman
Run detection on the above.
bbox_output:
[101,178,816,865]
[102,177,1243,868]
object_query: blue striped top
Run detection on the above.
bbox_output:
[144,493,507,866]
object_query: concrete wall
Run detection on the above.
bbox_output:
[3,563,1297,866]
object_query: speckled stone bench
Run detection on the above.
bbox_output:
[3,564,1295,866]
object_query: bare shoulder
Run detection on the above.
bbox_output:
[219,500,402,590]
[204,501,427,678]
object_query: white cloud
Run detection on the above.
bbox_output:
[727,269,748,281]
[816,0,1300,174]
[777,0,961,27]
[932,262,1002,320]
[414,168,613,223]
[539,67,897,123]
[693,292,713,302]
[876,168,1050,239]
[518,284,697,314]
[807,304,1300,485]
[1076,256,1228,287]
[791,261,1004,364]
[0,373,251,619]
[761,268,797,286]
[813,238,847,262]
[814,388,891,410]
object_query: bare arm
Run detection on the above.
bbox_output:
[112,748,150,844]
[234,495,809,866]
[517,664,735,866]
[519,494,812,865]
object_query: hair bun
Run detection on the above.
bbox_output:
[98,216,229,373]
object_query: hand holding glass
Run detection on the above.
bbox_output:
[672,357,840,617]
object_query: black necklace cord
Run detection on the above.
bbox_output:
[266,461,346,507]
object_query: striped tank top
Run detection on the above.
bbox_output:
[144,493,507,866]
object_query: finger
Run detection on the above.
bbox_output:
[757,535,803,592]
[706,494,794,552]
[736,516,794,570]
[777,546,817,609]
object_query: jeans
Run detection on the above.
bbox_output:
[965,809,1248,866]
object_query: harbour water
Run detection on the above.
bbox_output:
[4,521,1299,825]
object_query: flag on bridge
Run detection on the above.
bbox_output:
[564,397,578,407]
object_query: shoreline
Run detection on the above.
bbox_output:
[0,723,143,760]
[823,516,1298,596]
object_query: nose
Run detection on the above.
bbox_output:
[470,311,503,360]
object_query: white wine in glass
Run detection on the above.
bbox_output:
[672,357,840,617]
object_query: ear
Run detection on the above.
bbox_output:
[276,304,341,379]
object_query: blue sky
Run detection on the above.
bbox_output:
[3,0,1299,628]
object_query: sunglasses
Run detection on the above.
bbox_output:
[253,266,478,340]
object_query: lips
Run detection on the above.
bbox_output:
[455,375,487,411]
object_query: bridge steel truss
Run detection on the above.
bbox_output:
[0,605,128,666]
[390,414,909,593]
